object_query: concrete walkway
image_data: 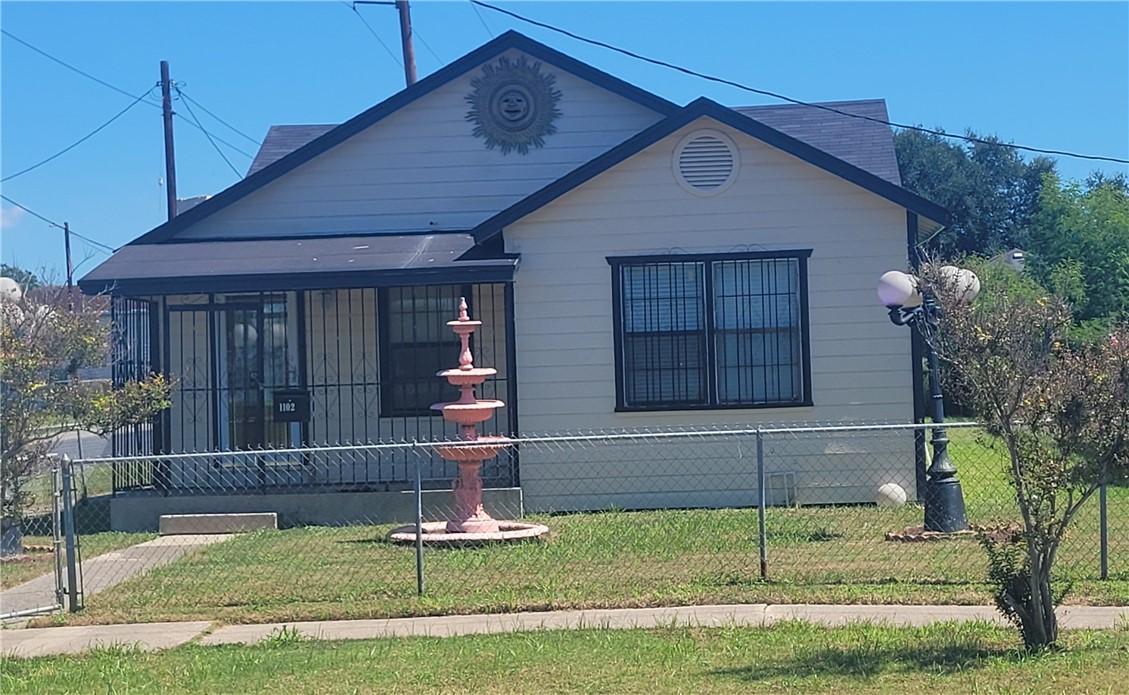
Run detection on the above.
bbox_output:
[0,534,232,619]
[3,604,1127,658]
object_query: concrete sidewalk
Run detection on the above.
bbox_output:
[3,604,1127,658]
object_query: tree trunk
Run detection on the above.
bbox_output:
[1018,544,1058,650]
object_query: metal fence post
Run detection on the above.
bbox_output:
[1100,482,1108,581]
[52,458,65,608]
[60,455,80,612]
[756,427,768,580]
[414,445,425,596]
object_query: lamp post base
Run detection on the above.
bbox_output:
[924,477,969,533]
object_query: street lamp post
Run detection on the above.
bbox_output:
[877,267,979,533]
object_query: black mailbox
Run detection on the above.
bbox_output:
[272,389,310,422]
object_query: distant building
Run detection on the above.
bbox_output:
[991,248,1026,273]
[176,195,212,214]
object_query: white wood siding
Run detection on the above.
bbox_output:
[179,49,664,239]
[503,116,917,510]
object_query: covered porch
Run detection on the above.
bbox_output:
[81,233,519,495]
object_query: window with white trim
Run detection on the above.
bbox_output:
[610,252,811,410]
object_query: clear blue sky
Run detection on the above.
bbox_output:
[2,1,1127,279]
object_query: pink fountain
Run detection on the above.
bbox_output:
[389,298,548,545]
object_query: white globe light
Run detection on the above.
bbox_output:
[939,266,981,304]
[876,271,922,308]
[876,482,907,508]
[0,277,22,304]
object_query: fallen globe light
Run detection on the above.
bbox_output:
[876,482,907,508]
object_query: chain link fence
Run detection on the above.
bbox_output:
[3,422,1123,624]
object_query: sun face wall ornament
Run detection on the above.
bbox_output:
[466,56,563,155]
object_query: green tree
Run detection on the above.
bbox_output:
[1025,173,1129,331]
[925,264,1129,650]
[1,280,170,552]
[895,129,1055,258]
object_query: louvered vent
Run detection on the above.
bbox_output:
[674,130,739,195]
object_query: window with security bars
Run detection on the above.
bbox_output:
[612,252,811,410]
[380,286,464,417]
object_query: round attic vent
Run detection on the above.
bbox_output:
[673,129,739,196]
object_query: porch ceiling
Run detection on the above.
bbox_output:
[78,233,517,296]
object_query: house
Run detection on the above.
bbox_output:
[80,31,944,519]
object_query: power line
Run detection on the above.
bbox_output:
[2,90,154,183]
[5,29,255,160]
[472,1,1129,166]
[345,1,404,68]
[172,113,256,160]
[0,195,117,254]
[176,90,260,146]
[468,0,495,39]
[0,194,60,228]
[1,29,156,106]
[414,28,444,66]
[176,87,244,179]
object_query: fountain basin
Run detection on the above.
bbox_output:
[438,369,498,387]
[435,436,511,462]
[388,520,549,546]
[431,400,505,425]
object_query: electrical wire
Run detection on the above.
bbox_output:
[346,1,404,68]
[468,0,495,39]
[172,113,256,160]
[0,194,60,227]
[176,87,245,179]
[176,90,260,146]
[1,29,157,106]
[5,30,255,160]
[414,28,444,66]
[0,194,117,254]
[1,90,154,183]
[471,1,1129,165]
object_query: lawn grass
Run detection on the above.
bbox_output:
[4,622,1129,694]
[26,426,1129,627]
[50,500,1127,627]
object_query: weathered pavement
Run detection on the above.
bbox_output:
[0,534,232,619]
[3,603,1126,658]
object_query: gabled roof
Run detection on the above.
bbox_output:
[246,125,335,176]
[470,98,948,245]
[734,100,902,186]
[247,100,903,184]
[129,30,677,247]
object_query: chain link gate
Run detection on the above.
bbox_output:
[0,455,80,621]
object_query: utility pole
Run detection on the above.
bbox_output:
[353,1,417,88]
[63,222,73,291]
[395,1,417,87]
[160,60,178,220]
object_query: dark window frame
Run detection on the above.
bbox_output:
[609,250,813,412]
[378,284,472,418]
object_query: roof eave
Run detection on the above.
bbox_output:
[78,260,519,297]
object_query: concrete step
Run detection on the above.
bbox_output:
[159,513,277,535]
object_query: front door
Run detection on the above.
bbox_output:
[215,297,298,487]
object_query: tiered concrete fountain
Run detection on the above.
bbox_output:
[389,298,548,545]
